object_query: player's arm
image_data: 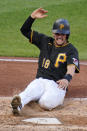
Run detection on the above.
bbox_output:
[20,14,35,39]
[20,8,48,38]
[20,8,48,49]
[66,64,75,77]
[57,64,75,89]
[57,46,80,90]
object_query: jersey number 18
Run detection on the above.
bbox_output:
[42,53,66,69]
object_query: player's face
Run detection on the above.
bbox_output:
[53,33,67,46]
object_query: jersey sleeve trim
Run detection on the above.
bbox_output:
[67,64,80,73]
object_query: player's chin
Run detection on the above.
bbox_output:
[56,40,64,46]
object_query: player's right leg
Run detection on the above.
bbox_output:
[11,78,45,115]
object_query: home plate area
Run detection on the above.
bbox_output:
[22,117,61,124]
[0,97,87,131]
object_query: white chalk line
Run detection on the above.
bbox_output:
[0,58,87,65]
[65,98,87,101]
[0,97,87,101]
[0,58,38,63]
[80,62,87,65]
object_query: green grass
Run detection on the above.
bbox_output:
[0,0,87,59]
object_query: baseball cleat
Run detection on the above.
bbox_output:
[11,95,22,116]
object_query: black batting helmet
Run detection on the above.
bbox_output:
[52,19,70,35]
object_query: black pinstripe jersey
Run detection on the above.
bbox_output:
[20,16,80,82]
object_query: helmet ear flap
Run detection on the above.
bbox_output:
[66,34,70,40]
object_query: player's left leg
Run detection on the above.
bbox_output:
[11,78,45,115]
[38,79,66,110]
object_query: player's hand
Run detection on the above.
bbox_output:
[56,79,69,90]
[31,8,48,19]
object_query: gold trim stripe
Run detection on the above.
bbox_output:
[30,30,33,43]
[48,43,52,46]
[54,41,69,48]
[67,64,80,72]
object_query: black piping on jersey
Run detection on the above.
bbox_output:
[67,64,80,73]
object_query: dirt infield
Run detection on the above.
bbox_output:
[0,57,87,97]
[0,97,87,131]
[0,57,87,131]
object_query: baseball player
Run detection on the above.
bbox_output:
[11,8,80,115]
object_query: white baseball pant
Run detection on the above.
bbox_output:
[19,77,66,110]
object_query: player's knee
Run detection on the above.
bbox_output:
[39,97,53,110]
[39,96,64,110]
